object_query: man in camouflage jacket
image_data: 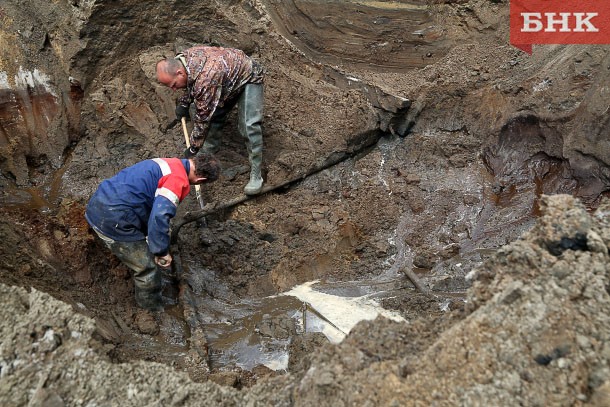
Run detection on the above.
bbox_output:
[156,46,265,195]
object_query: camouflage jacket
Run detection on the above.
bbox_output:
[176,46,264,147]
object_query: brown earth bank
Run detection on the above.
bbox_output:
[1,0,610,405]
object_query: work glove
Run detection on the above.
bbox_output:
[175,104,190,121]
[184,145,200,158]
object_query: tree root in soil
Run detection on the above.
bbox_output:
[402,267,431,297]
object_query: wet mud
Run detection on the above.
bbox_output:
[0,122,598,384]
[0,82,81,189]
[1,0,610,403]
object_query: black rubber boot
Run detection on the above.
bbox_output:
[134,287,163,312]
[92,235,164,311]
[133,267,163,312]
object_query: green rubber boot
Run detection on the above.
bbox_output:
[202,121,224,154]
[238,83,264,195]
[245,153,263,195]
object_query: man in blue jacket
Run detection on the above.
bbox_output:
[85,153,220,311]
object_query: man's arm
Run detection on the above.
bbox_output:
[147,194,178,265]
[189,72,225,148]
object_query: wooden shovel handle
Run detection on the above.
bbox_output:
[180,117,203,200]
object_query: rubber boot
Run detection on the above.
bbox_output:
[238,83,264,195]
[201,121,224,155]
[114,240,162,311]
[133,266,163,312]
[91,233,164,311]
[245,153,263,195]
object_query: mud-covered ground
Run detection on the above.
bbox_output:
[1,0,610,405]
[3,195,610,406]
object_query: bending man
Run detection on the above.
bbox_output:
[85,153,221,311]
[156,45,265,195]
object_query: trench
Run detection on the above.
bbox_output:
[95,123,577,378]
[0,109,587,383]
[2,0,603,390]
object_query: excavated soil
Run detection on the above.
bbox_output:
[1,0,610,405]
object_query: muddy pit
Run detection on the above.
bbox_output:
[1,0,610,404]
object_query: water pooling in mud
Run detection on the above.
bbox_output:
[180,269,412,372]
[1,162,68,212]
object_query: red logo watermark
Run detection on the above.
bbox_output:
[510,0,610,54]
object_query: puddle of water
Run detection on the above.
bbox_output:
[193,276,410,371]
[281,280,406,343]
[121,270,459,373]
[201,294,303,372]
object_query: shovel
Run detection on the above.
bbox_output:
[181,117,206,210]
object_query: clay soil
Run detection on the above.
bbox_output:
[1,0,610,405]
